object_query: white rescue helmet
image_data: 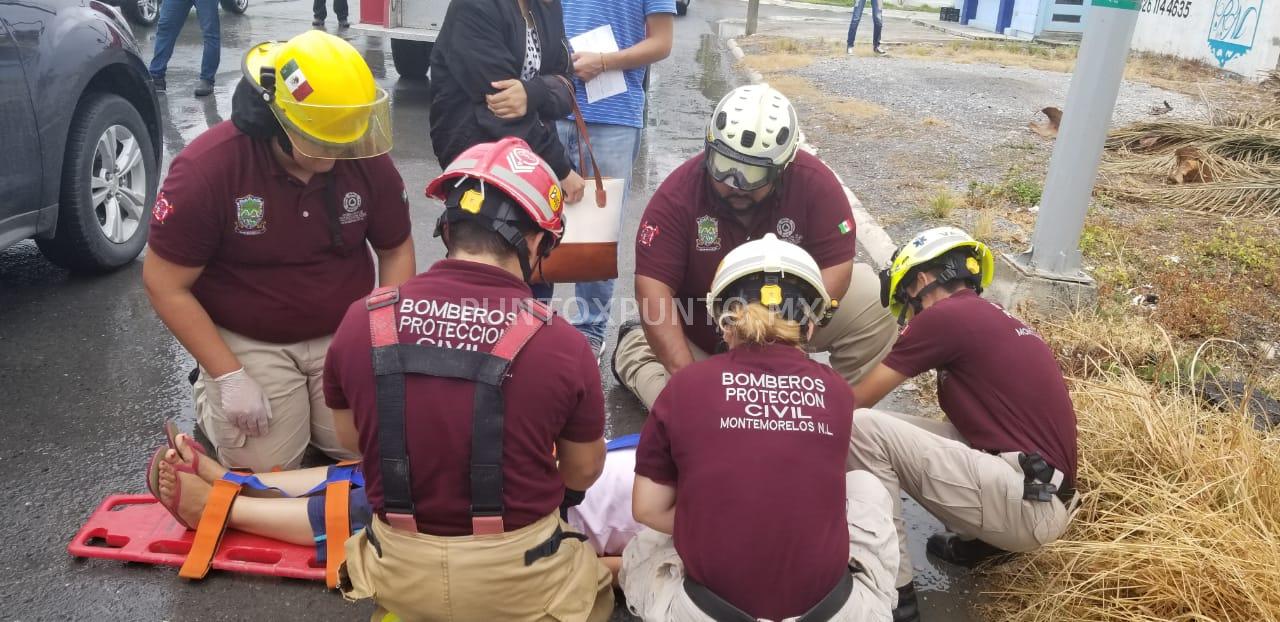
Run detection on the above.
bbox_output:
[705,85,801,191]
[707,234,833,327]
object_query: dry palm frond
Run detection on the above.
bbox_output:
[980,363,1280,622]
[1108,178,1280,218]
[1101,108,1280,217]
[1264,69,1280,99]
[1108,121,1280,164]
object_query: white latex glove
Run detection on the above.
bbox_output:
[212,368,272,437]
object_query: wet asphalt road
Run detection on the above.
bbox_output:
[0,0,974,618]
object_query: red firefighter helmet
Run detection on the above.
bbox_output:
[426,137,566,241]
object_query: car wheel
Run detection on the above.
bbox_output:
[121,0,160,26]
[391,39,432,80]
[676,0,689,16]
[36,93,157,273]
[220,0,249,14]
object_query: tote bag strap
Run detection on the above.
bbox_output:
[556,75,606,207]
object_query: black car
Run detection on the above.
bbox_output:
[109,0,248,27]
[0,0,161,271]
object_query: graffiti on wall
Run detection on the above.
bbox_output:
[1207,0,1264,66]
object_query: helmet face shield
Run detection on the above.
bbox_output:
[705,142,778,191]
[273,88,393,159]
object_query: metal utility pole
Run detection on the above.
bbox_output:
[746,0,760,35]
[1011,0,1140,280]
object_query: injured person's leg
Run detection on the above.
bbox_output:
[173,433,333,498]
[156,445,321,546]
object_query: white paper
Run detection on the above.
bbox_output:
[568,25,627,104]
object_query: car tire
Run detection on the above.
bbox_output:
[220,0,249,14]
[391,39,432,80]
[676,0,689,16]
[121,0,160,26]
[37,93,157,273]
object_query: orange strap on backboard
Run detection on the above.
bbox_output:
[324,479,352,589]
[179,479,241,580]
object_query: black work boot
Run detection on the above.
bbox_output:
[610,319,643,386]
[926,532,1011,567]
[893,582,920,622]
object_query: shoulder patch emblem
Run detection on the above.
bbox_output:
[234,195,266,235]
[639,221,660,247]
[152,192,174,224]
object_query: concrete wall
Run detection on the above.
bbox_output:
[1131,0,1280,80]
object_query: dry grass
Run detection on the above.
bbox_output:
[755,74,884,130]
[742,52,815,73]
[895,40,1078,73]
[980,316,1280,622]
[919,188,961,219]
[825,97,886,119]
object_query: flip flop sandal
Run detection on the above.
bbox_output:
[163,419,287,499]
[146,446,198,530]
[164,420,208,466]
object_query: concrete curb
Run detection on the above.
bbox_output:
[724,36,899,268]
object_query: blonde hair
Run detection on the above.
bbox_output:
[717,301,805,347]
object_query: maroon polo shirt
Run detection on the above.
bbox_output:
[635,344,853,620]
[323,259,606,536]
[147,121,412,344]
[634,151,858,353]
[883,290,1078,483]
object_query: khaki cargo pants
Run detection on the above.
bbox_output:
[618,471,899,622]
[615,263,897,409]
[194,327,357,472]
[847,409,1075,587]
[341,512,614,622]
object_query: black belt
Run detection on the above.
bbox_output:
[683,566,856,622]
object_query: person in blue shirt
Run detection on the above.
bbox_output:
[531,0,676,358]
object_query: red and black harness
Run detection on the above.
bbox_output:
[364,286,585,560]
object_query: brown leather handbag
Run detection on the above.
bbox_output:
[531,81,624,285]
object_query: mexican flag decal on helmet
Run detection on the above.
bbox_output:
[281,58,314,101]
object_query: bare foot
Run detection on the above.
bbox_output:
[173,433,228,484]
[158,449,211,528]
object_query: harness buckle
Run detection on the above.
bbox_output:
[471,515,504,536]
[384,512,417,532]
[366,287,400,311]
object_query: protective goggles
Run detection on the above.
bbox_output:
[704,141,781,191]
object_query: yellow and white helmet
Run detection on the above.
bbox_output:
[878,226,994,323]
[707,234,833,326]
[705,85,800,191]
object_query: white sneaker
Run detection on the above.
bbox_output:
[846,46,855,55]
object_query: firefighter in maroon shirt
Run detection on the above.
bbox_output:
[614,85,897,410]
[849,227,1079,622]
[324,138,613,620]
[622,234,899,622]
[143,32,416,473]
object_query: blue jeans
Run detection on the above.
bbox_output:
[150,0,221,83]
[530,121,640,349]
[847,0,883,47]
